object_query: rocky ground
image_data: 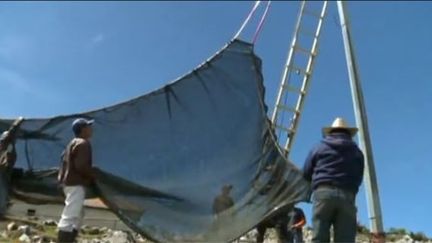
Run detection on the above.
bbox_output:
[2,219,432,243]
[0,219,149,243]
[0,199,145,243]
[1,200,431,243]
[237,227,432,243]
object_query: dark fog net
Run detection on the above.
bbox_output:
[5,40,310,242]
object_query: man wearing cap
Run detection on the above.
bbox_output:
[288,206,306,243]
[303,117,364,243]
[57,118,95,243]
[256,207,292,243]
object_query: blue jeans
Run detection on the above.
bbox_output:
[311,186,357,243]
[256,213,292,243]
[292,227,303,243]
[0,170,10,216]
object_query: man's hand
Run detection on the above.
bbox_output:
[12,117,24,127]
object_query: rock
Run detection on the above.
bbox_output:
[400,234,414,243]
[43,219,57,226]
[32,235,42,242]
[134,233,147,242]
[18,225,31,235]
[105,230,129,242]
[88,226,101,235]
[99,226,109,233]
[18,233,31,243]
[35,224,45,231]
[91,240,108,243]
[27,216,39,221]
[96,240,110,243]
[80,224,90,234]
[7,221,18,231]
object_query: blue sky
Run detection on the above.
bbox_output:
[1,1,431,236]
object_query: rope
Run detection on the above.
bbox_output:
[252,1,272,43]
[234,1,262,40]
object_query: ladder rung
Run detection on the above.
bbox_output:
[277,104,300,114]
[274,124,295,135]
[294,45,316,57]
[303,9,324,19]
[274,124,289,133]
[298,28,318,38]
[282,84,305,95]
[288,65,311,76]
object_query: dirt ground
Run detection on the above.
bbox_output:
[1,199,129,231]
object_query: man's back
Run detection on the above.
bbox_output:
[303,118,364,243]
[58,138,93,186]
[303,132,364,194]
[213,194,234,215]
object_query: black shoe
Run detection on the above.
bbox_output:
[72,229,78,241]
[57,230,76,243]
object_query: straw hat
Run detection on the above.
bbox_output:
[322,117,358,136]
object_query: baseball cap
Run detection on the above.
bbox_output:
[72,118,94,135]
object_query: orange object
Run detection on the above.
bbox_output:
[292,218,306,229]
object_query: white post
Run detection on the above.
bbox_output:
[336,1,385,238]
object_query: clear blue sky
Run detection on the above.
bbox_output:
[1,1,431,236]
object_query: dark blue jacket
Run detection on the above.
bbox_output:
[303,133,365,194]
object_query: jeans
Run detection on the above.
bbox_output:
[256,214,292,243]
[292,227,303,243]
[311,186,357,243]
[0,170,8,216]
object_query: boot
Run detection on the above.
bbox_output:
[57,230,76,243]
[72,229,79,242]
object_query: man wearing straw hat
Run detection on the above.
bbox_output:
[303,117,364,243]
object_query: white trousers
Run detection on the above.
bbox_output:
[58,186,85,232]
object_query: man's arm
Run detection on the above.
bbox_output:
[360,150,365,176]
[302,147,317,182]
[7,117,24,139]
[357,149,365,185]
[291,218,306,229]
[291,208,306,228]
[73,142,94,181]
[1,117,24,148]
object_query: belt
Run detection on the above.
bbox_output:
[317,183,339,189]
[316,184,356,200]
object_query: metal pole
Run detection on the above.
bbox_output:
[336,1,384,237]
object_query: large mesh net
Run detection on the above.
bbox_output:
[3,39,311,242]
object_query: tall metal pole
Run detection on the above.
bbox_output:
[336,1,385,237]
